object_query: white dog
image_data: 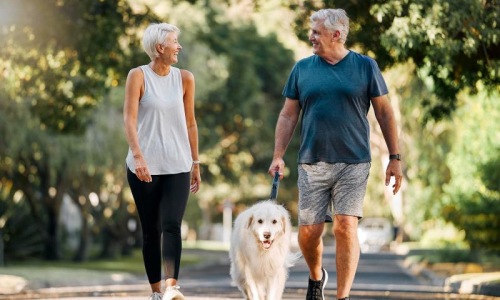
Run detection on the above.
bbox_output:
[230,200,300,300]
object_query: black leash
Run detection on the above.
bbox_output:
[270,171,280,200]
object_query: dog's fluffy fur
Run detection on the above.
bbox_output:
[229,200,299,300]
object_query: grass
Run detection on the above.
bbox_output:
[402,245,500,278]
[0,242,229,288]
[5,249,146,274]
[407,248,500,265]
[4,245,217,274]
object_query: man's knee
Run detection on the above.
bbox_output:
[298,224,324,243]
[333,215,358,239]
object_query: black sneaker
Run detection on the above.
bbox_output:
[306,268,328,300]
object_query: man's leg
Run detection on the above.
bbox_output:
[333,215,359,299]
[299,223,325,280]
[297,162,334,299]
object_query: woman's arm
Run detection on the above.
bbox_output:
[181,69,201,193]
[123,68,151,182]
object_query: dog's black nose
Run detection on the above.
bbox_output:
[264,232,271,239]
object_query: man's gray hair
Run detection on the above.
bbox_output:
[142,23,180,61]
[310,9,349,43]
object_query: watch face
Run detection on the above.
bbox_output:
[390,154,401,160]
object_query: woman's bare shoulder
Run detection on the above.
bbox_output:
[180,69,194,82]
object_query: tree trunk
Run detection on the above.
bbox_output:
[72,208,89,262]
[0,231,4,266]
[44,204,61,260]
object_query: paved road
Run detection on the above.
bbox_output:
[13,243,497,300]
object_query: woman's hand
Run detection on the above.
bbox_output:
[190,164,201,193]
[134,156,152,182]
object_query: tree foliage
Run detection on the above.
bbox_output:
[0,0,297,258]
[0,0,153,260]
[441,91,500,250]
[1,0,499,259]
[287,0,499,121]
[0,0,153,133]
[197,9,295,182]
[287,0,500,250]
[185,4,299,228]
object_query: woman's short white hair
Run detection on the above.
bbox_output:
[142,23,180,61]
[310,9,349,43]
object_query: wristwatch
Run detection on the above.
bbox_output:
[389,154,401,161]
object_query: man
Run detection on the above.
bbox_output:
[268,8,403,300]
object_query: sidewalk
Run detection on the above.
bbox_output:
[0,247,231,299]
[4,284,236,300]
[395,245,500,297]
[1,245,499,298]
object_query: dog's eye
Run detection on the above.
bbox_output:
[258,219,263,224]
[272,219,277,224]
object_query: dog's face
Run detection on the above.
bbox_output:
[247,203,287,250]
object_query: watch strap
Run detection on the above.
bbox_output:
[389,154,401,161]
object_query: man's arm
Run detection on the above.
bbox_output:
[268,98,301,179]
[372,95,403,194]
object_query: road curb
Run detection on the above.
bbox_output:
[0,275,27,295]
[446,272,500,296]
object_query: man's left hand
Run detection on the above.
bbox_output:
[385,160,403,195]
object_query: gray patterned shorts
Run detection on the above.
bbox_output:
[297,162,370,225]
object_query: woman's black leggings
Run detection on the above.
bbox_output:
[127,168,190,283]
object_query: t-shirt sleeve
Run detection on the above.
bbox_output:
[368,59,389,98]
[282,64,299,100]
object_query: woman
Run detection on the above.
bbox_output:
[123,22,201,300]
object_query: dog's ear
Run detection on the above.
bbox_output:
[247,215,254,229]
[281,216,286,234]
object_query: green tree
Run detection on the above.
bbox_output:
[287,0,499,120]
[385,63,453,239]
[442,91,500,251]
[193,7,297,226]
[146,1,299,230]
[0,0,154,132]
[0,0,153,260]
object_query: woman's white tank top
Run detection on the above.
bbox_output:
[126,65,192,175]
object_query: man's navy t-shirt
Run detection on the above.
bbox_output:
[282,51,388,164]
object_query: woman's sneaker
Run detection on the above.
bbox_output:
[163,285,185,300]
[306,268,328,300]
[148,292,162,300]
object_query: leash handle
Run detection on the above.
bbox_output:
[270,171,280,200]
